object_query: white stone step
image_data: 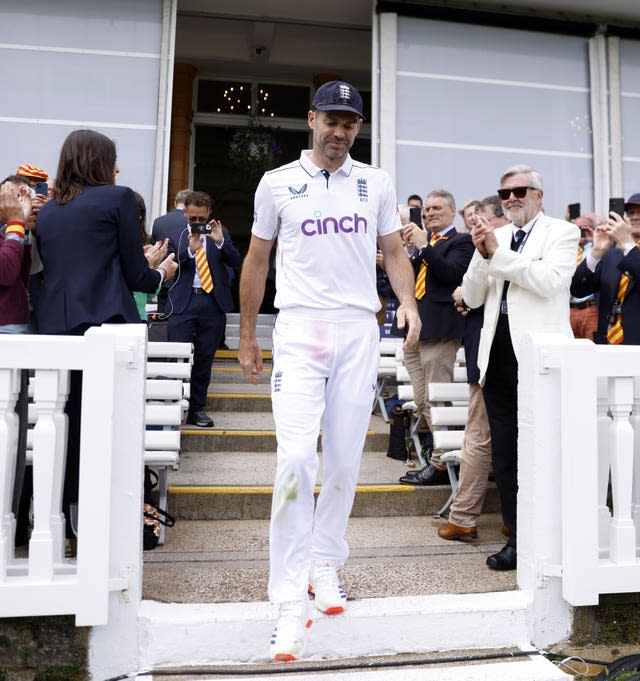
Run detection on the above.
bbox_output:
[137,591,556,670]
[147,655,569,680]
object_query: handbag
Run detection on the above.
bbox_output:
[142,466,176,550]
[143,502,175,550]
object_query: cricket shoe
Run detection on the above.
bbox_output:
[270,600,313,662]
[308,562,347,615]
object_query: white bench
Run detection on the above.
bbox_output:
[429,382,471,517]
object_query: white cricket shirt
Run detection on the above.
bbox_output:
[252,151,401,312]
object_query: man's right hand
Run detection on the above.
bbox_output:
[238,336,263,385]
[0,183,31,224]
[591,225,614,259]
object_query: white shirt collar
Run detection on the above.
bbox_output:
[512,211,542,236]
[299,150,353,177]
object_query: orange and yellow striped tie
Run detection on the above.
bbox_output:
[607,272,629,345]
[414,233,441,300]
[576,244,584,266]
[607,244,639,344]
[195,242,214,293]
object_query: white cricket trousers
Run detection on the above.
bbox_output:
[268,306,379,605]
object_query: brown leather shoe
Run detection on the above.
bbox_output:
[438,522,478,540]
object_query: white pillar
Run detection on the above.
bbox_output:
[88,325,147,679]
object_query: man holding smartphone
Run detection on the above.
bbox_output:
[571,193,640,345]
[166,190,241,427]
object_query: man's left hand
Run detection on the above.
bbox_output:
[207,218,224,245]
[607,211,633,249]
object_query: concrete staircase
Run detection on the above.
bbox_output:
[139,315,570,679]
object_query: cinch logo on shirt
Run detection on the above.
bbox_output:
[300,212,368,236]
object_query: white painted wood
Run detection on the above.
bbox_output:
[430,406,468,426]
[145,379,183,400]
[0,368,20,579]
[429,383,470,402]
[147,342,192,359]
[597,376,612,556]
[632,377,640,546]
[608,376,636,563]
[432,431,464,450]
[146,361,191,379]
[29,369,69,580]
[144,430,181,451]
[145,404,182,426]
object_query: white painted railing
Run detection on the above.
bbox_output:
[0,325,146,626]
[518,334,640,639]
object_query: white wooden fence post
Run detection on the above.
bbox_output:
[631,377,640,545]
[608,376,636,563]
[88,324,147,679]
[597,377,612,556]
[516,333,574,646]
[0,368,20,578]
[29,369,69,578]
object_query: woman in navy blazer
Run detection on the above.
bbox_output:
[34,129,177,548]
[35,130,175,333]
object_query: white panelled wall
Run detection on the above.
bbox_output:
[374,12,639,219]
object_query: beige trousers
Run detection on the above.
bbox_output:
[448,382,492,527]
[403,338,460,467]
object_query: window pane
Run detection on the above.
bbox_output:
[256,83,310,118]
[198,80,252,114]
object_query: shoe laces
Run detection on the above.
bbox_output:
[312,562,340,592]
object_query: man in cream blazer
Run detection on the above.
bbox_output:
[462,164,579,571]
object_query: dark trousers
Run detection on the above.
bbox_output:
[482,314,518,548]
[167,293,226,413]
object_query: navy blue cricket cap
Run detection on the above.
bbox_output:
[311,81,365,120]
[625,193,640,211]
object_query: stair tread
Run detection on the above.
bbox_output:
[180,411,388,433]
[168,449,428,487]
[143,514,514,604]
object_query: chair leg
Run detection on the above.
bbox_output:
[157,466,168,546]
[409,413,427,466]
[372,376,389,420]
[434,463,459,517]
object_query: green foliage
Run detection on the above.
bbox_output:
[34,662,84,681]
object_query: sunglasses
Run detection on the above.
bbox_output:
[497,186,535,201]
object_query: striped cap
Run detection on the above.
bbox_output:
[16,163,48,181]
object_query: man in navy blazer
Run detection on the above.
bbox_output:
[570,194,640,345]
[152,189,189,313]
[152,188,190,242]
[398,189,474,485]
[166,191,241,427]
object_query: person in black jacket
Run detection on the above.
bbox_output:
[570,194,640,345]
[398,189,474,485]
[35,129,177,547]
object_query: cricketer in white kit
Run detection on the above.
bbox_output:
[239,80,420,661]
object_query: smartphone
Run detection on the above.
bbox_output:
[34,181,48,196]
[609,197,625,217]
[409,206,422,227]
[568,203,581,220]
